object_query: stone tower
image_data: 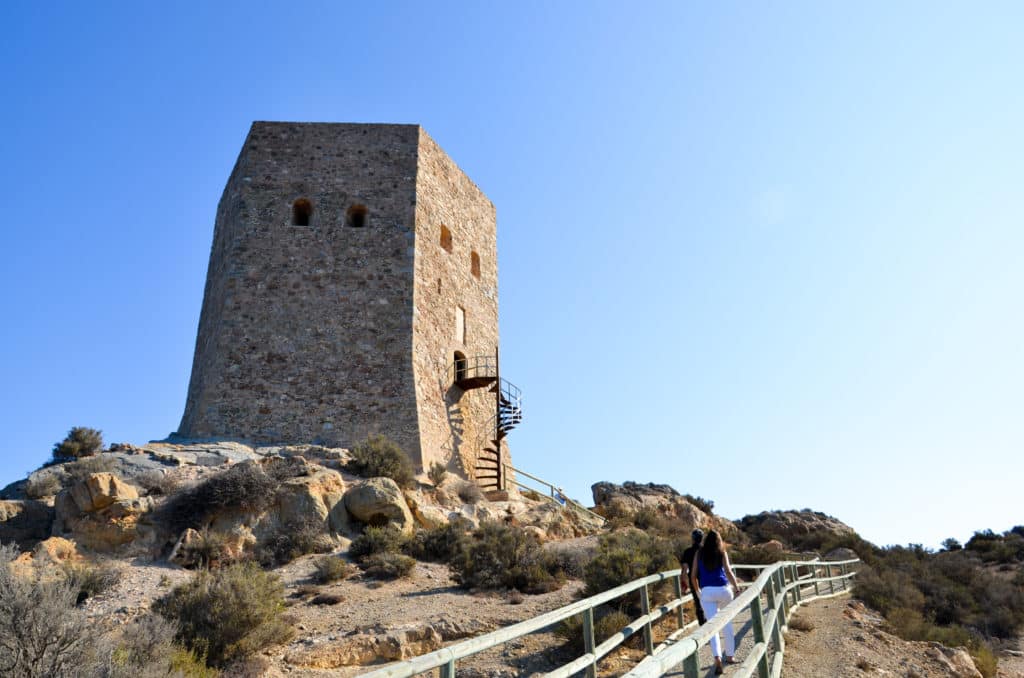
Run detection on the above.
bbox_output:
[178,122,519,487]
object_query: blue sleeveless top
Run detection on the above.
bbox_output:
[697,555,729,587]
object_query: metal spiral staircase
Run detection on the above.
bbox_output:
[451,353,523,492]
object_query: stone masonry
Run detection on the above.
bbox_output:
[178,122,509,479]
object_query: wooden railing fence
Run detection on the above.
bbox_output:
[358,557,859,678]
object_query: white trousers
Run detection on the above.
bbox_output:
[699,585,736,658]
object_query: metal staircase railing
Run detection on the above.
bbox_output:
[357,557,860,678]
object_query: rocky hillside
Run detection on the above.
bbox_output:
[0,446,1012,678]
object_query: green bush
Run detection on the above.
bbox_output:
[52,427,104,461]
[428,462,447,486]
[153,561,294,668]
[583,531,679,600]
[349,525,409,561]
[361,552,416,580]
[449,521,564,593]
[312,556,356,584]
[347,434,414,488]
[404,521,471,563]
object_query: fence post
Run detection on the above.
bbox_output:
[582,607,596,678]
[640,584,654,655]
[826,563,834,594]
[840,562,849,591]
[440,658,456,678]
[777,569,790,627]
[683,653,701,678]
[672,573,685,629]
[792,564,801,604]
[750,593,770,678]
[813,563,821,596]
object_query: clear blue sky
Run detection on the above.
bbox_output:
[2,2,1021,549]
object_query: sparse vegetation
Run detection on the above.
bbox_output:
[449,521,564,593]
[854,541,1024,678]
[63,561,122,604]
[427,461,447,486]
[153,561,294,668]
[787,614,814,632]
[522,489,543,502]
[135,469,182,497]
[52,426,104,461]
[176,529,234,570]
[347,434,414,488]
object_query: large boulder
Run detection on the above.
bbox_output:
[0,500,54,549]
[276,465,347,530]
[344,478,415,534]
[70,473,139,512]
[54,473,154,552]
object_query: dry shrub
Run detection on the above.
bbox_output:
[312,555,356,583]
[428,462,447,486]
[134,470,181,497]
[160,463,279,534]
[556,608,634,652]
[457,481,484,505]
[256,521,334,567]
[583,531,678,602]
[350,525,409,561]
[24,473,62,499]
[361,552,416,580]
[91,614,215,678]
[0,542,91,677]
[404,521,471,563]
[153,561,294,668]
[347,434,414,488]
[310,593,344,606]
[450,521,564,594]
[52,427,104,461]
[787,614,814,632]
[62,561,122,604]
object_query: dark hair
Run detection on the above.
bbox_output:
[691,529,704,545]
[699,529,724,571]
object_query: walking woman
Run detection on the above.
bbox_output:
[692,530,741,674]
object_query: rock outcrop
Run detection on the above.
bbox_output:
[591,481,740,540]
[0,500,54,548]
[286,623,443,668]
[738,509,858,549]
[344,478,415,534]
[54,473,154,552]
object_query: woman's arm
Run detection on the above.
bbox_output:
[724,551,741,592]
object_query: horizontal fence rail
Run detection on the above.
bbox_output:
[504,464,607,525]
[357,557,859,678]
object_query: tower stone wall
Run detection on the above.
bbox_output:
[178,121,507,477]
